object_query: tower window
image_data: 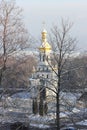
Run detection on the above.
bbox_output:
[37,75,39,78]
[42,74,44,77]
[47,56,48,61]
[43,55,45,61]
[40,54,41,61]
[47,75,48,78]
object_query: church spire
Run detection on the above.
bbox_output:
[42,29,47,43]
[39,27,51,53]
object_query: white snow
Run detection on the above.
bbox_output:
[60,112,70,118]
[11,92,32,99]
[29,114,55,128]
[77,120,87,126]
[30,123,50,128]
[72,108,80,113]
[0,91,87,129]
[60,92,77,105]
[29,114,55,123]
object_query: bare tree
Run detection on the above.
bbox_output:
[2,55,37,91]
[0,1,38,128]
[0,0,29,85]
[47,19,76,130]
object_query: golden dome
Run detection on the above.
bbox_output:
[39,42,51,52]
[42,29,47,43]
[39,29,51,52]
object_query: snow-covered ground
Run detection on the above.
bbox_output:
[77,120,87,126]
[29,114,54,128]
[0,91,87,129]
[29,114,55,124]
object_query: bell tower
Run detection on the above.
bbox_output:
[31,28,54,116]
[36,28,52,116]
[37,28,52,81]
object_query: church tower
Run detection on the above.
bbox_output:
[37,29,52,80]
[30,28,55,116]
[36,29,52,116]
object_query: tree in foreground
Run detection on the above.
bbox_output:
[47,20,76,130]
[0,0,29,86]
[0,1,30,123]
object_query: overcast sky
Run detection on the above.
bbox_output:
[16,0,87,52]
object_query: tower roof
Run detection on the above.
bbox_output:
[39,29,51,52]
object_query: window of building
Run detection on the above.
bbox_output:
[47,67,48,71]
[42,74,44,77]
[47,56,48,61]
[40,53,41,61]
[37,75,39,78]
[43,55,45,61]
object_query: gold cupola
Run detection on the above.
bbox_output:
[42,29,47,43]
[39,29,51,53]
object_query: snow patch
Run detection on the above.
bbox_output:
[77,120,87,126]
[30,123,50,128]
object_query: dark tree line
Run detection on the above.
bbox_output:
[61,56,87,92]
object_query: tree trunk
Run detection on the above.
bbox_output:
[32,98,38,114]
[39,98,44,116]
[44,101,48,115]
[39,79,48,116]
[56,91,60,130]
[56,69,61,130]
[0,68,4,85]
[0,72,2,85]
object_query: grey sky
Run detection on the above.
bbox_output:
[16,0,87,51]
